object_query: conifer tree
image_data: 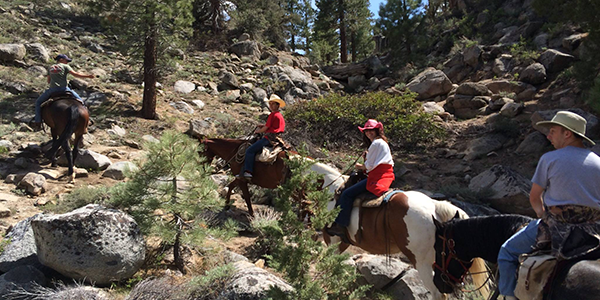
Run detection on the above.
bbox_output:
[250,155,370,299]
[346,0,374,62]
[377,0,425,57]
[87,0,194,119]
[232,0,289,50]
[312,0,340,64]
[109,131,223,273]
[298,0,316,55]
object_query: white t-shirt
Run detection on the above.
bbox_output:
[365,138,394,173]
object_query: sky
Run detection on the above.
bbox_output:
[369,0,385,17]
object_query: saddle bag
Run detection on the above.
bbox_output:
[256,146,283,164]
[514,254,557,300]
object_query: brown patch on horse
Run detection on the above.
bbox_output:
[348,192,416,263]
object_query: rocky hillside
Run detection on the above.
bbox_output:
[0,0,599,299]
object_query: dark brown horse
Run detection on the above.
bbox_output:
[41,92,89,183]
[199,138,288,216]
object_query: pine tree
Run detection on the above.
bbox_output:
[87,0,194,119]
[377,0,425,57]
[346,0,374,62]
[232,0,289,50]
[109,131,224,273]
[312,0,340,64]
[298,0,316,55]
[249,155,370,299]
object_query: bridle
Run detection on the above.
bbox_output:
[433,226,472,286]
[433,226,494,294]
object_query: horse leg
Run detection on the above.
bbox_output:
[238,181,254,216]
[60,138,75,183]
[224,179,239,211]
[415,249,446,300]
[71,133,82,168]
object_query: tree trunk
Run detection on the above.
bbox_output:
[141,20,158,120]
[350,31,357,62]
[338,0,347,63]
[291,34,296,52]
[174,224,185,274]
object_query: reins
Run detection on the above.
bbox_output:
[321,153,363,191]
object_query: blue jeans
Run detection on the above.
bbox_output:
[243,137,270,174]
[335,178,372,226]
[35,87,82,122]
[498,219,541,296]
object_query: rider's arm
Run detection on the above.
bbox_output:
[530,183,545,218]
[255,125,268,134]
[69,70,95,79]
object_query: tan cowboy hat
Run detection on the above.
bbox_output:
[536,111,595,145]
[266,94,286,108]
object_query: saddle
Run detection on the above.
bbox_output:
[40,91,82,108]
[352,189,399,208]
[515,220,600,300]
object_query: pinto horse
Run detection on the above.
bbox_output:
[315,165,490,300]
[41,93,89,183]
[199,138,289,216]
[432,214,600,300]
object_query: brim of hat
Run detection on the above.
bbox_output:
[266,99,286,108]
[537,121,596,145]
[358,126,376,132]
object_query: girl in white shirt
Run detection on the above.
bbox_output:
[326,119,395,238]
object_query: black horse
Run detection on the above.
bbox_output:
[432,214,600,300]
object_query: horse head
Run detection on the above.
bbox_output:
[199,138,216,162]
[432,212,474,294]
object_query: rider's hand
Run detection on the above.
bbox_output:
[355,163,366,171]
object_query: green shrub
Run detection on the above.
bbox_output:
[44,186,110,214]
[285,92,445,149]
[509,38,540,64]
[185,264,235,300]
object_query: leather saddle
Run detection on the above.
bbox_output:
[40,91,80,108]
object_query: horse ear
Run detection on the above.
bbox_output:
[432,215,443,230]
[453,210,461,220]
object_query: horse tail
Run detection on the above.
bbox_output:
[469,257,492,299]
[56,105,79,149]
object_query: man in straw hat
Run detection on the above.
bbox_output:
[237,94,286,179]
[497,111,600,300]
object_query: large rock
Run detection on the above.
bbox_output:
[520,63,546,85]
[125,276,181,300]
[407,68,453,100]
[218,260,293,299]
[59,149,112,170]
[102,161,138,180]
[230,40,261,61]
[469,165,534,216]
[531,108,599,139]
[515,131,550,155]
[25,43,49,63]
[0,217,41,272]
[31,204,145,285]
[169,101,194,114]
[0,44,26,63]
[463,45,482,67]
[352,254,432,300]
[188,119,215,138]
[17,173,47,196]
[464,134,507,160]
[456,82,492,96]
[539,49,574,73]
[218,70,239,90]
[0,265,47,296]
[173,80,195,94]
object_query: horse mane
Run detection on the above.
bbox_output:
[433,200,469,222]
[311,162,342,176]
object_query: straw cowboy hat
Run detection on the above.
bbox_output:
[358,119,383,132]
[536,111,595,145]
[265,94,286,108]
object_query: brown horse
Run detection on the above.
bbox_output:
[41,92,89,183]
[315,165,490,300]
[199,138,288,216]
